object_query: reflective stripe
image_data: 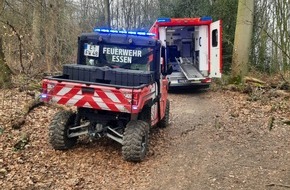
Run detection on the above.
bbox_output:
[115,104,129,112]
[92,97,109,110]
[50,84,132,113]
[83,102,92,108]
[105,91,121,103]
[52,96,62,103]
[67,94,83,105]
[57,87,72,96]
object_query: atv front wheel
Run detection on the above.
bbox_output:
[122,120,149,162]
[159,99,170,128]
[49,110,78,150]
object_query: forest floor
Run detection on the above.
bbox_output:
[0,81,290,190]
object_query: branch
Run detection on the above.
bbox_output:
[4,0,26,18]
[0,20,25,73]
[266,183,290,188]
[256,25,290,61]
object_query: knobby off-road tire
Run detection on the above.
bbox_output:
[122,120,149,162]
[49,110,78,150]
[159,99,170,128]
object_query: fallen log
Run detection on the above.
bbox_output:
[244,76,266,85]
[11,92,70,129]
[11,93,44,129]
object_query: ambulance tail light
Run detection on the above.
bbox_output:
[201,78,212,83]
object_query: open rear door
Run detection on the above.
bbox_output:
[209,20,222,78]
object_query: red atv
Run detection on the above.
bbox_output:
[41,29,171,162]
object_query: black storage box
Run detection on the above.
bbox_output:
[63,64,107,82]
[63,64,155,86]
[104,69,154,86]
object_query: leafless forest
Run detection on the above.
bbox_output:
[0,0,289,78]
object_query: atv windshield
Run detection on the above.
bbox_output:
[84,44,154,71]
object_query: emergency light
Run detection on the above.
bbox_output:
[93,28,155,36]
[40,93,48,99]
[157,18,171,22]
[201,16,212,21]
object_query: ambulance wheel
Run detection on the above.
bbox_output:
[49,110,78,150]
[159,99,170,128]
[122,120,149,162]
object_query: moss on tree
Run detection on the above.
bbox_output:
[0,38,12,88]
[0,61,12,88]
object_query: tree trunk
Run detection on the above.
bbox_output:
[104,0,110,28]
[231,0,254,81]
[45,0,58,73]
[32,1,42,54]
[0,0,12,88]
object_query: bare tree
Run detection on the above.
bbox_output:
[231,0,254,80]
[0,0,12,87]
[251,0,290,76]
[104,0,110,28]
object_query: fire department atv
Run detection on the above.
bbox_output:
[41,29,172,162]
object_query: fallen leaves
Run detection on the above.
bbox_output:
[0,168,7,177]
[0,127,3,135]
[13,132,30,151]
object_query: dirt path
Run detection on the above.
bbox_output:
[149,90,290,190]
[0,89,289,189]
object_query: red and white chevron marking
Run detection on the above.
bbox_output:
[43,79,158,114]
[47,84,132,113]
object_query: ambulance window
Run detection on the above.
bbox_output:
[212,29,218,47]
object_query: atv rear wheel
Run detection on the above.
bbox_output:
[122,120,149,162]
[159,99,170,128]
[49,110,78,150]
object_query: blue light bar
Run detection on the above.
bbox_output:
[100,29,110,32]
[109,29,118,33]
[128,31,137,35]
[137,32,146,35]
[201,16,212,21]
[145,33,155,36]
[93,28,155,37]
[157,17,171,23]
